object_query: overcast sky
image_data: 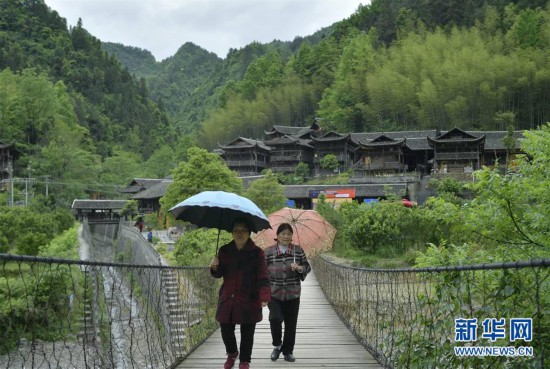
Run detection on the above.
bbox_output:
[44,0,366,61]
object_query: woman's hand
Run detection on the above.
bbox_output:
[290,262,303,273]
[210,257,219,271]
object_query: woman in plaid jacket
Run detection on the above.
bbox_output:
[264,223,311,363]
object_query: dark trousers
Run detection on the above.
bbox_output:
[269,298,300,355]
[220,322,256,363]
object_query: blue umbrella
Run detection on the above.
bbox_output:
[169,191,270,252]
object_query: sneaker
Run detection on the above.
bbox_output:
[238,362,250,369]
[224,351,238,369]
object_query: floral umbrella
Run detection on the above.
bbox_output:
[252,207,336,257]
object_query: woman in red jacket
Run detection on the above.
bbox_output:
[210,218,271,369]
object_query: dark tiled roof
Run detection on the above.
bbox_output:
[131,179,173,200]
[0,140,22,155]
[218,137,271,151]
[265,135,314,148]
[351,130,438,142]
[119,185,143,193]
[478,131,523,150]
[220,128,523,157]
[265,125,310,136]
[131,178,164,187]
[428,134,485,145]
[436,128,479,140]
[284,184,407,198]
[358,135,406,147]
[71,199,127,210]
[120,178,164,193]
[404,137,432,150]
[310,132,352,142]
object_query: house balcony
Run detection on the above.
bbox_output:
[353,161,407,171]
[226,159,267,167]
[270,156,302,163]
[435,152,480,161]
[270,166,297,173]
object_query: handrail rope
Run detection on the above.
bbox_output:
[318,254,550,272]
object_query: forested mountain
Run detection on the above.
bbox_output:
[0,0,177,206]
[101,42,159,77]
[104,0,550,149]
[104,27,334,134]
[1,0,550,208]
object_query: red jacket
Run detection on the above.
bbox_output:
[210,239,271,324]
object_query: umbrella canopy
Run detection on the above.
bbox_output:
[168,191,270,233]
[252,207,336,256]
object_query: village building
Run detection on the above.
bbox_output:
[352,134,407,176]
[119,178,165,196]
[427,128,485,174]
[264,135,314,174]
[71,199,127,222]
[53,124,528,214]
[350,130,437,177]
[310,132,357,176]
[130,178,173,214]
[217,137,271,176]
[215,124,524,207]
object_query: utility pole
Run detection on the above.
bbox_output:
[8,161,13,207]
[44,175,49,197]
[25,177,28,206]
[25,162,32,207]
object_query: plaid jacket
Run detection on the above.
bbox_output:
[265,243,311,301]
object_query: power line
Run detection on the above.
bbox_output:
[3,176,128,199]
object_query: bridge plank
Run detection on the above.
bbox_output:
[175,271,383,369]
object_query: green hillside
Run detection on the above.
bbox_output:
[1,0,549,208]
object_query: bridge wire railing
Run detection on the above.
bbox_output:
[312,255,549,369]
[0,253,219,369]
[0,220,220,369]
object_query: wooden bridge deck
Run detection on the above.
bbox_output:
[176,271,383,368]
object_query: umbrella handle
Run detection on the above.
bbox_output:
[215,228,220,256]
[215,209,224,256]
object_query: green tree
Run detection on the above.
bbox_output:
[173,228,232,266]
[461,124,550,258]
[244,170,286,214]
[159,147,243,214]
[99,149,142,185]
[119,199,138,220]
[318,33,377,132]
[0,206,74,255]
[506,8,545,49]
[319,153,339,172]
[141,145,176,178]
[293,162,310,183]
[238,52,284,99]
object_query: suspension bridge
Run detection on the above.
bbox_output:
[0,221,548,369]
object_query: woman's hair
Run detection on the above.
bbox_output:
[276,223,293,235]
[232,217,252,233]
